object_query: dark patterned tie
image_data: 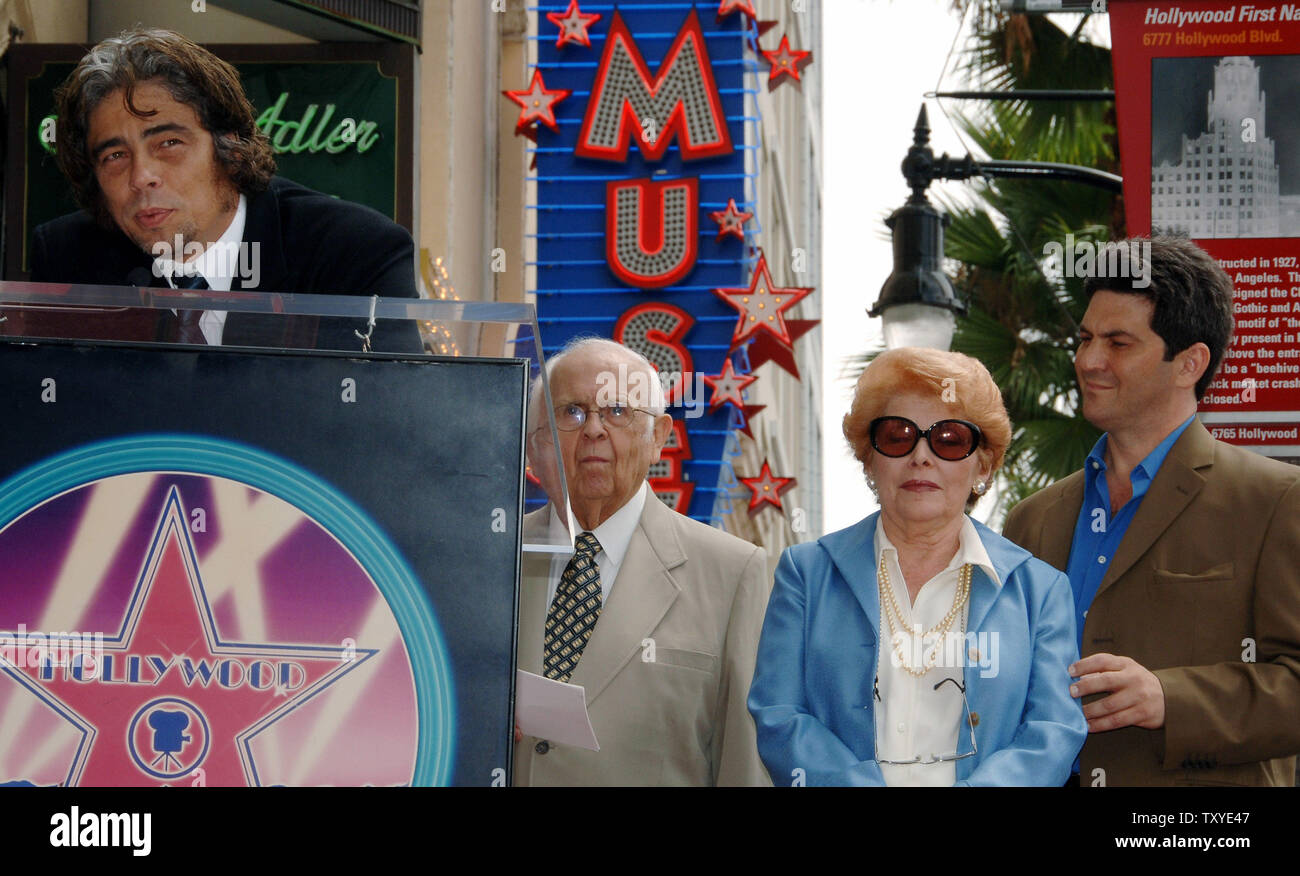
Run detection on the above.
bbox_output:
[175,273,208,345]
[544,531,603,682]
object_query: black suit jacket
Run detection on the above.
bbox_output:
[29,176,423,353]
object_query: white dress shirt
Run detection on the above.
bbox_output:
[544,481,648,612]
[154,194,248,345]
[874,515,1000,786]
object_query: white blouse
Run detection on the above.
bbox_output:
[873,516,1000,786]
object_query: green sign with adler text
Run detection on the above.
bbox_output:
[256,91,382,155]
[238,60,395,214]
[40,91,383,156]
[18,55,399,274]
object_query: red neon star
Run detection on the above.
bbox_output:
[703,358,758,411]
[546,0,602,48]
[740,460,796,515]
[744,318,820,379]
[710,198,753,242]
[735,403,767,440]
[713,251,814,347]
[744,21,779,57]
[762,35,813,90]
[503,69,572,134]
[717,0,758,21]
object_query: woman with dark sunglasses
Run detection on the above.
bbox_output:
[748,347,1086,785]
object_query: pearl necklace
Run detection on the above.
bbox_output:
[878,552,971,677]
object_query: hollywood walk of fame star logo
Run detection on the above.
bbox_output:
[0,486,376,786]
[712,250,814,348]
[546,0,602,48]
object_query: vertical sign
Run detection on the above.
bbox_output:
[530,4,756,520]
[1111,1,1300,456]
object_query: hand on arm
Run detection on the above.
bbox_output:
[957,568,1087,786]
[1070,653,1165,731]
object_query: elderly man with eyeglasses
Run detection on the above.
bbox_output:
[513,337,772,786]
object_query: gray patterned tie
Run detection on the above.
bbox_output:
[544,531,603,682]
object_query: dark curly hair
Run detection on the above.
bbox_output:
[54,28,276,227]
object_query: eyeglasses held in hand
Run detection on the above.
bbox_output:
[553,403,651,432]
[868,416,983,461]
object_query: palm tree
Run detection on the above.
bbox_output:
[862,6,1121,518]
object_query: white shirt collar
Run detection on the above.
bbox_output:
[543,482,648,609]
[876,514,1001,588]
[548,482,647,562]
[153,194,247,292]
[589,481,647,567]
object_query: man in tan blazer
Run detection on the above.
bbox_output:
[1004,236,1300,786]
[514,337,770,786]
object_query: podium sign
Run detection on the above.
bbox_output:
[0,339,526,786]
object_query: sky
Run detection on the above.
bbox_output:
[819,0,1111,534]
[821,0,973,533]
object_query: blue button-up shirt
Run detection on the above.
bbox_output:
[1065,415,1196,649]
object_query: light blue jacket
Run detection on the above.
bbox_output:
[748,513,1087,786]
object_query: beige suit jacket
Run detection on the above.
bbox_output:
[1004,420,1300,786]
[513,493,772,786]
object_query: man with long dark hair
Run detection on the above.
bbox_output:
[31,28,421,352]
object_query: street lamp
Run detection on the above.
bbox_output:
[870,106,971,351]
[871,104,1123,351]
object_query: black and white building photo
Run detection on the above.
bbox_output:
[1151,54,1300,239]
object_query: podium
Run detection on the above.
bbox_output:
[0,281,564,787]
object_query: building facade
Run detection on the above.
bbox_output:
[1152,56,1280,239]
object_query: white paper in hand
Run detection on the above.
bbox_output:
[515,669,600,751]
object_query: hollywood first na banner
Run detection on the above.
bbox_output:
[1110,0,1300,457]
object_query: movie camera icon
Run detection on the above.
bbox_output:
[128,697,211,781]
[148,708,191,771]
